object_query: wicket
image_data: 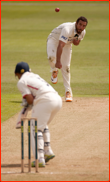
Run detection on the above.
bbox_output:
[21,117,38,173]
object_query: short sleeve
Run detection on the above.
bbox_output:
[17,81,31,98]
[59,27,69,43]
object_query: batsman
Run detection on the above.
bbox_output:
[15,62,62,167]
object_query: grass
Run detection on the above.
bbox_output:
[1,1,109,122]
[1,94,21,122]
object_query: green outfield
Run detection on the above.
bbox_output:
[1,1,109,122]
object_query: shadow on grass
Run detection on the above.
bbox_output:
[10,101,21,103]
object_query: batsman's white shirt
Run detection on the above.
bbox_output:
[17,72,62,130]
[17,72,57,100]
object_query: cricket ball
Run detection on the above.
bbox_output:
[55,7,60,12]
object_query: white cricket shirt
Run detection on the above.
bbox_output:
[17,72,57,100]
[48,22,86,44]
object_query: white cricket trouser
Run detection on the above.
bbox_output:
[32,92,62,131]
[30,92,62,159]
[47,37,72,95]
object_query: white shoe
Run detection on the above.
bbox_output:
[65,91,72,102]
[39,158,45,167]
[51,71,58,84]
[44,150,55,163]
[31,158,45,167]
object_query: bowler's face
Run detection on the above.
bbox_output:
[76,20,87,34]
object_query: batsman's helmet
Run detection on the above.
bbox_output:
[15,62,29,74]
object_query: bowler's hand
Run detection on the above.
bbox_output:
[73,39,80,46]
[55,62,62,69]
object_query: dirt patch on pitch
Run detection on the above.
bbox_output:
[1,97,109,181]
